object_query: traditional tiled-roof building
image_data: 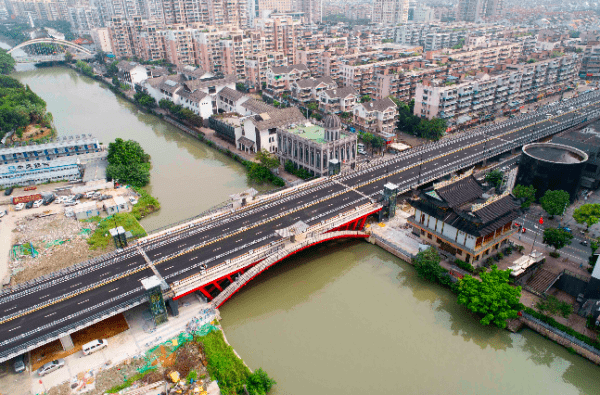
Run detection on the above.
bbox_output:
[408,170,521,266]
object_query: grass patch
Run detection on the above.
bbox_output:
[87,213,147,250]
[536,295,573,318]
[199,330,251,394]
[131,186,161,220]
[197,330,276,395]
[106,369,156,393]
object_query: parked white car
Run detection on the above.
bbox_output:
[14,203,25,211]
[33,199,43,208]
[82,339,108,355]
[37,359,65,377]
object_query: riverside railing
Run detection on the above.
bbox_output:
[522,312,600,358]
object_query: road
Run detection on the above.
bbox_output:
[514,216,591,263]
[0,91,600,361]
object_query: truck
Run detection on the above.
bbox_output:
[13,194,43,205]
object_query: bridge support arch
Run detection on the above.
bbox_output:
[7,38,93,55]
[208,230,370,308]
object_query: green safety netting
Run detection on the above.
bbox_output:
[12,243,38,259]
[79,228,92,235]
[137,323,219,374]
[44,239,69,248]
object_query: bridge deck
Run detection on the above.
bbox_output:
[0,92,598,361]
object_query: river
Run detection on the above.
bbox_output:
[12,66,600,395]
[14,66,263,231]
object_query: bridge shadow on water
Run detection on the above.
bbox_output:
[220,238,366,313]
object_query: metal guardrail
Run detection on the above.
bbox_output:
[1,92,599,360]
[0,294,146,362]
[211,230,369,307]
[522,312,600,357]
[171,203,380,296]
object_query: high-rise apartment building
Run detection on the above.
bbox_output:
[371,0,408,25]
[295,0,321,24]
[457,0,502,22]
[255,14,300,65]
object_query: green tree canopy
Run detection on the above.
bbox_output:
[413,247,450,285]
[0,49,15,75]
[246,368,276,395]
[512,184,536,209]
[396,98,445,141]
[256,149,280,169]
[457,265,523,328]
[134,92,156,108]
[573,203,600,229]
[360,95,371,103]
[107,61,118,77]
[0,76,50,140]
[540,190,570,219]
[485,170,504,190]
[106,138,151,187]
[64,51,73,63]
[543,227,573,251]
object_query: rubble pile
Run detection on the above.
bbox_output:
[9,214,111,284]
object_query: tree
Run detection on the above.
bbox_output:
[413,247,450,285]
[306,102,318,112]
[235,82,246,92]
[0,49,15,75]
[543,227,573,251]
[360,95,371,103]
[256,150,279,169]
[457,265,522,328]
[107,61,118,77]
[94,50,106,64]
[112,76,120,88]
[75,60,93,77]
[573,203,600,229]
[134,92,157,108]
[246,368,276,395]
[106,138,151,187]
[64,51,73,63]
[512,184,536,209]
[485,170,504,190]
[540,190,570,219]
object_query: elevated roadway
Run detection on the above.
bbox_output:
[0,91,599,361]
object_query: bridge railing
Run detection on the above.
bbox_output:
[0,294,146,363]
[170,203,380,296]
[211,230,369,307]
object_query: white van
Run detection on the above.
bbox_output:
[82,339,108,355]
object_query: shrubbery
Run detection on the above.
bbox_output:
[284,160,312,180]
[454,259,474,273]
[200,330,276,395]
[160,99,203,127]
[524,307,600,351]
[0,76,52,141]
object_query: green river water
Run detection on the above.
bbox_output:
[13,66,600,395]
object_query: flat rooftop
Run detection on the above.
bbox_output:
[524,143,587,164]
[285,124,328,144]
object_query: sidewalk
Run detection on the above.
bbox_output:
[27,293,216,395]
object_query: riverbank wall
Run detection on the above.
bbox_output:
[519,313,600,364]
[64,63,294,188]
[371,223,600,366]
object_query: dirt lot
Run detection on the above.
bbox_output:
[45,341,210,395]
[9,213,114,284]
[8,124,53,143]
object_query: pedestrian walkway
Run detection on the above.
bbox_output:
[28,293,215,395]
